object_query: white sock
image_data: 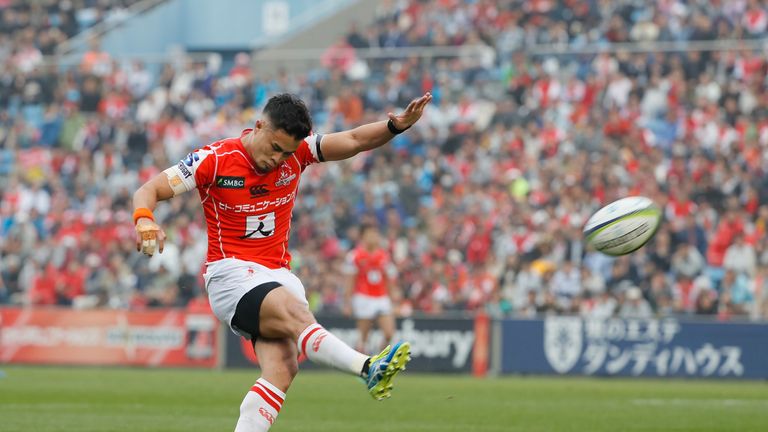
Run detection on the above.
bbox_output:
[234,378,285,432]
[298,323,368,375]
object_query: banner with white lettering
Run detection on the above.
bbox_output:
[501,318,768,379]
[224,316,476,372]
[0,308,218,368]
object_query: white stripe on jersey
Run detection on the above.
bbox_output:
[217,149,257,171]
[306,135,321,162]
[210,194,227,259]
[200,153,219,205]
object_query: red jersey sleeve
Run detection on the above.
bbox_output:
[295,134,324,171]
[166,146,217,193]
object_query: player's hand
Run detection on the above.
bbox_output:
[388,92,433,131]
[135,218,166,256]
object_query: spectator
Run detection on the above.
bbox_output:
[81,37,111,77]
[671,242,706,279]
[549,260,580,306]
[619,286,653,319]
[723,233,757,277]
[1,0,768,321]
[589,291,618,319]
[695,288,719,316]
[719,269,754,317]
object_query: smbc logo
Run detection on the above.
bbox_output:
[216,176,245,189]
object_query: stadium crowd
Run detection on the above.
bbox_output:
[1,0,768,321]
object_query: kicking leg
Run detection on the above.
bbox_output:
[259,286,411,400]
[259,287,368,374]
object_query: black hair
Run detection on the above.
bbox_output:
[262,93,312,140]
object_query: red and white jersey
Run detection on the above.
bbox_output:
[345,247,397,297]
[166,129,323,268]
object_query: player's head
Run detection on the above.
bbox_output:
[360,224,381,249]
[251,94,312,173]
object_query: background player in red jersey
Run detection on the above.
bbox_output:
[344,224,398,352]
[132,92,431,432]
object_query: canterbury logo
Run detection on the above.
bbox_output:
[312,332,328,352]
[259,407,274,425]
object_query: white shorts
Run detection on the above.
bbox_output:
[351,293,392,320]
[203,257,308,337]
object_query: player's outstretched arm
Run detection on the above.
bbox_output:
[132,173,176,256]
[319,92,432,161]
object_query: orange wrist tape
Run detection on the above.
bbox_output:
[133,208,155,225]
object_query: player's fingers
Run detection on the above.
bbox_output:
[140,228,157,254]
[404,99,417,113]
[142,238,156,256]
[417,94,432,110]
[158,230,166,254]
[136,236,141,252]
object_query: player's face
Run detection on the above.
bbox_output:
[252,120,302,173]
[363,228,380,248]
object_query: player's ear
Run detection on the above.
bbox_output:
[254,119,264,131]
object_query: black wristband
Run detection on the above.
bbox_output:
[387,118,410,135]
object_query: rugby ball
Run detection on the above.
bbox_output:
[583,196,661,256]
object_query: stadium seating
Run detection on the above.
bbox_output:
[0,0,767,322]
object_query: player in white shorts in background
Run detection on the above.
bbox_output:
[132,92,432,431]
[344,224,398,352]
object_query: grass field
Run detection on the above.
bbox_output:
[1,366,767,431]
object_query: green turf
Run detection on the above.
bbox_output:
[1,366,767,431]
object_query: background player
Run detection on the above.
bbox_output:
[132,92,432,431]
[344,224,398,352]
